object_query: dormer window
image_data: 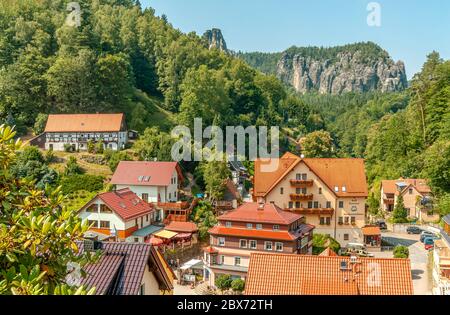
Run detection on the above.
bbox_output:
[334,186,339,192]
[246,223,253,229]
[273,225,280,231]
[342,186,347,192]
[225,221,232,227]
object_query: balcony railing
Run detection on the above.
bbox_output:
[383,198,394,204]
[290,179,314,187]
[290,193,314,201]
[285,207,334,215]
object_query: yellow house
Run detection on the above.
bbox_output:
[252,152,368,246]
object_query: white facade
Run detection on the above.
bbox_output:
[45,131,128,151]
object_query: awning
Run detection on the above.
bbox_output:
[362,226,381,236]
[153,230,178,239]
[180,259,202,270]
[132,225,164,237]
[175,233,192,239]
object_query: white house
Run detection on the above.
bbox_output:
[110,161,183,220]
[43,113,128,151]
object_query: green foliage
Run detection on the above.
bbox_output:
[437,194,450,217]
[392,195,408,223]
[215,274,233,291]
[300,130,335,158]
[106,151,132,172]
[312,234,341,255]
[64,157,84,176]
[87,140,95,154]
[231,278,245,293]
[393,245,409,258]
[133,127,174,161]
[190,200,217,241]
[197,155,231,202]
[19,146,44,163]
[58,174,104,195]
[0,124,94,295]
[61,190,97,212]
[33,113,48,135]
[95,141,104,155]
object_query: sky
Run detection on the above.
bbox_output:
[142,0,450,79]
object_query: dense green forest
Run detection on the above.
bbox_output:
[0,0,449,216]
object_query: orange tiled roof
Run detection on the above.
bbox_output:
[245,253,413,295]
[44,113,125,132]
[381,178,431,195]
[319,247,338,257]
[362,226,381,236]
[208,226,298,241]
[218,202,302,225]
[253,152,368,198]
[165,221,198,233]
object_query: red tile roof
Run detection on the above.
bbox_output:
[381,178,431,195]
[254,152,368,198]
[362,226,381,236]
[245,253,413,295]
[44,113,125,132]
[319,247,338,257]
[218,202,302,225]
[165,221,198,233]
[209,226,299,241]
[110,161,183,187]
[83,188,154,221]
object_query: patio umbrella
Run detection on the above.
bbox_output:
[147,237,164,246]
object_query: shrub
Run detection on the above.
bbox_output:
[19,145,44,163]
[312,233,341,255]
[393,245,409,258]
[64,156,84,176]
[87,140,95,153]
[63,143,73,152]
[231,279,245,293]
[215,274,232,292]
[33,113,48,135]
[95,141,104,154]
[107,151,132,172]
[45,148,55,163]
[59,174,104,194]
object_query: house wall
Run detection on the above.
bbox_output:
[141,264,162,295]
[397,187,423,218]
[262,161,366,246]
[45,131,128,151]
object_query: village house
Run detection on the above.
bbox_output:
[245,252,414,295]
[203,202,314,287]
[110,161,184,221]
[75,240,175,295]
[78,188,162,243]
[380,178,434,221]
[38,113,129,151]
[432,215,450,295]
[252,152,368,246]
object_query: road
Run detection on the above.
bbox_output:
[380,231,432,295]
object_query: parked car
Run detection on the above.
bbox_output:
[376,220,387,230]
[406,226,422,234]
[424,237,436,250]
[420,231,437,243]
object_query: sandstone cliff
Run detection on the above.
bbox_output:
[203,28,228,53]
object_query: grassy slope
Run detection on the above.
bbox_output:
[132,90,175,132]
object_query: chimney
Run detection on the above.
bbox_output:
[257,202,265,210]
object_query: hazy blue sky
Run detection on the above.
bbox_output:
[142,0,450,78]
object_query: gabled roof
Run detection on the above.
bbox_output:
[208,226,298,241]
[245,253,413,295]
[218,202,302,225]
[165,221,198,233]
[381,178,431,195]
[110,161,183,187]
[81,188,154,221]
[253,152,368,198]
[79,242,174,295]
[319,247,338,257]
[44,113,125,132]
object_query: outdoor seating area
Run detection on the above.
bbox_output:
[362,226,382,251]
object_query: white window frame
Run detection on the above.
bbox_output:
[273,225,280,231]
[218,237,225,247]
[275,242,283,252]
[225,221,232,227]
[249,240,257,250]
[256,224,262,230]
[234,256,241,266]
[246,223,253,229]
[239,239,247,248]
[264,241,273,251]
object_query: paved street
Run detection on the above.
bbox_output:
[379,231,432,295]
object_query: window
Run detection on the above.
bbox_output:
[301,187,307,194]
[139,284,145,295]
[100,221,110,228]
[142,193,148,202]
[320,217,325,225]
[273,225,280,231]
[134,238,139,243]
[174,191,177,198]
[326,217,331,225]
[409,188,413,195]
[307,201,313,208]
[318,187,322,194]
[280,187,284,195]
[86,204,97,213]
[288,202,293,209]
[326,201,332,208]
[264,242,273,251]
[275,242,283,252]
[234,257,241,266]
[218,237,225,246]
[256,224,262,230]
[88,220,97,228]
[168,193,171,199]
[344,234,349,241]
[295,201,301,208]
[334,186,339,192]
[225,221,232,227]
[338,217,343,225]
[339,201,344,208]
[246,223,253,229]
[313,201,319,208]
[239,239,247,248]
[344,217,350,225]
[302,174,307,180]
[296,173,301,180]
[100,204,112,213]
[351,216,356,225]
[296,188,301,194]
[249,240,257,249]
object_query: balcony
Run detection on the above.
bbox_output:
[383,198,394,205]
[285,207,334,215]
[290,179,314,187]
[290,193,313,201]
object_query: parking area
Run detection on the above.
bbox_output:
[376,231,432,295]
